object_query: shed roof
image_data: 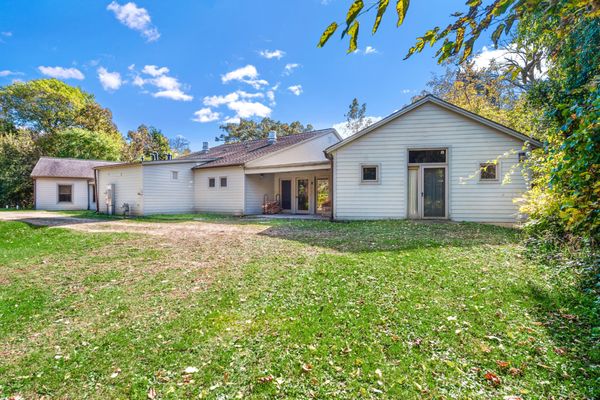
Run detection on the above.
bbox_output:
[31,157,120,179]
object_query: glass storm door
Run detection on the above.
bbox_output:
[280,180,292,211]
[296,178,310,213]
[423,167,446,218]
[408,167,419,219]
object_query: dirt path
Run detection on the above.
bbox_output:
[0,211,268,238]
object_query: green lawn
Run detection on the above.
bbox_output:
[0,218,597,399]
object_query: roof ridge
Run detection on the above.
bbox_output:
[39,156,120,163]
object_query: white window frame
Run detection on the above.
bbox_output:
[479,162,499,182]
[219,176,228,188]
[171,171,179,180]
[208,177,216,188]
[360,164,380,184]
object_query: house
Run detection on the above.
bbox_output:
[32,96,540,223]
[94,128,341,216]
[30,157,120,211]
[324,95,541,223]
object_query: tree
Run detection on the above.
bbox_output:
[216,117,314,143]
[0,79,92,135]
[0,132,39,207]
[170,135,191,157]
[38,128,122,161]
[344,98,370,134]
[123,124,172,161]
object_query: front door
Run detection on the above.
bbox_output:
[280,180,292,211]
[422,167,446,218]
[296,178,310,214]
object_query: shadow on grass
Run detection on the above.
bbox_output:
[258,219,521,253]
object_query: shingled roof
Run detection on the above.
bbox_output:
[31,157,120,179]
[177,129,338,169]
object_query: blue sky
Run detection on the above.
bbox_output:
[0,0,494,150]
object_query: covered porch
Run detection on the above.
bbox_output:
[244,163,332,217]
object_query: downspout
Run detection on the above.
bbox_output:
[32,178,36,210]
[94,168,99,213]
[324,150,334,222]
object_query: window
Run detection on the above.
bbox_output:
[480,163,498,181]
[518,152,527,163]
[58,185,72,202]
[171,171,178,180]
[91,184,96,203]
[409,149,446,164]
[361,165,379,183]
[220,177,228,187]
[208,177,216,188]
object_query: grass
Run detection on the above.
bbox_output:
[0,217,597,399]
[61,210,243,223]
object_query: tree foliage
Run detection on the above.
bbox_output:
[319,0,599,64]
[217,117,314,143]
[39,128,122,161]
[170,135,191,157]
[344,98,374,135]
[0,132,39,207]
[123,124,172,161]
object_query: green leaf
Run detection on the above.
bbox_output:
[318,22,338,48]
[346,0,364,26]
[396,0,410,27]
[504,14,516,33]
[372,0,389,34]
[460,37,476,63]
[454,26,465,51]
[492,0,515,16]
[347,21,359,53]
[492,23,505,47]
[466,0,481,6]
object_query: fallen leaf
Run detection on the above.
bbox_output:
[375,368,382,379]
[503,396,523,400]
[184,366,198,374]
[509,367,523,376]
[554,347,567,356]
[484,371,501,386]
[496,360,510,369]
[302,363,313,373]
[147,387,157,399]
[257,375,274,383]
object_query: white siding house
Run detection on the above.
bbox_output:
[193,166,246,215]
[31,157,120,211]
[326,95,541,223]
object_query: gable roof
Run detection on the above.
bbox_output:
[31,157,120,179]
[179,128,340,169]
[325,95,542,154]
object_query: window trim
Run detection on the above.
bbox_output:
[219,176,228,188]
[208,177,216,188]
[360,164,380,184]
[479,162,499,182]
[171,170,179,180]
[57,184,73,203]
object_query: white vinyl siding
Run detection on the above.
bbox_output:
[142,162,197,215]
[245,132,338,168]
[97,166,143,215]
[244,174,275,214]
[34,178,89,210]
[194,166,245,214]
[332,102,528,223]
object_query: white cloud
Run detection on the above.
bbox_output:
[259,49,286,59]
[287,85,303,96]
[38,66,84,80]
[364,46,377,54]
[283,63,300,75]
[221,64,269,89]
[142,65,169,76]
[223,116,241,124]
[193,108,220,123]
[0,70,22,77]
[332,116,383,138]
[226,100,272,119]
[472,45,548,78]
[236,90,264,99]
[132,64,192,101]
[97,67,122,91]
[266,90,276,105]
[107,1,160,42]
[203,92,240,107]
